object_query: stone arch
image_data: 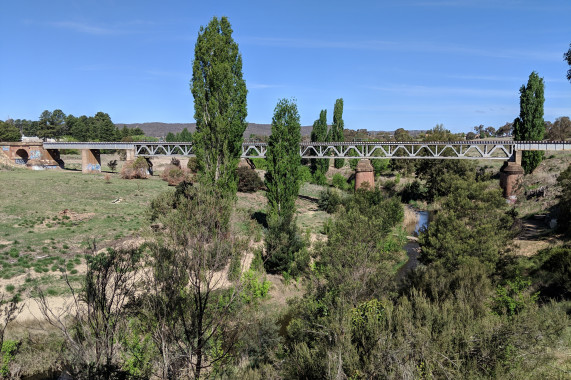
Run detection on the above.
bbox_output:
[15,149,28,165]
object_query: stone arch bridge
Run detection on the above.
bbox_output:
[2,140,570,197]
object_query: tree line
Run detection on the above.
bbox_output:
[0,110,145,142]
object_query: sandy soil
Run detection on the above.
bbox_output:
[15,295,74,323]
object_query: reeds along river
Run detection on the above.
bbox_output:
[398,209,431,278]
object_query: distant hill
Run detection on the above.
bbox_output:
[116,122,426,139]
[116,122,314,138]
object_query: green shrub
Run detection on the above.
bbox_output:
[1,340,18,377]
[240,269,271,304]
[399,179,428,202]
[8,248,18,258]
[318,188,343,214]
[237,166,264,193]
[371,159,389,175]
[332,173,349,190]
[187,157,199,173]
[312,171,327,186]
[5,284,15,293]
[264,216,306,276]
[298,165,312,183]
[250,158,267,170]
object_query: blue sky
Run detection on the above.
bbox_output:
[1,0,570,133]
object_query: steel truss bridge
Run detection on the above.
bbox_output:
[44,141,571,160]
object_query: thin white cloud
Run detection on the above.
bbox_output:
[145,70,189,79]
[248,83,283,89]
[50,21,126,35]
[365,84,515,98]
[447,74,569,84]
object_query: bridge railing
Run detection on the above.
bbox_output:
[42,140,571,160]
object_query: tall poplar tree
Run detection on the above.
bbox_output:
[264,98,304,274]
[310,109,329,176]
[513,71,545,174]
[332,98,345,169]
[565,43,571,83]
[191,16,247,197]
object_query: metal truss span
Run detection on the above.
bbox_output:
[43,141,571,160]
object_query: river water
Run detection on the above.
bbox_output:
[397,209,430,277]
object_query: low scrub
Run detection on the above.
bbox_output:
[161,165,192,186]
[121,157,149,179]
[237,166,264,193]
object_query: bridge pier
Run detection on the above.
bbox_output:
[125,148,136,161]
[81,149,101,173]
[355,159,375,190]
[499,151,524,198]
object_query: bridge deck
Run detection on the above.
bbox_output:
[42,141,571,160]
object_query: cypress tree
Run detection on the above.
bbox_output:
[332,98,345,169]
[310,109,329,176]
[513,72,545,174]
[264,98,304,273]
[191,16,247,197]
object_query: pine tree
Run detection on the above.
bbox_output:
[179,128,192,142]
[332,98,345,169]
[191,16,247,197]
[165,132,176,142]
[264,99,304,274]
[0,120,22,142]
[513,72,545,174]
[94,112,117,141]
[310,109,329,176]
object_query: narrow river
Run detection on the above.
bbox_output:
[397,209,430,277]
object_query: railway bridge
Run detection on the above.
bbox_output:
[2,140,570,197]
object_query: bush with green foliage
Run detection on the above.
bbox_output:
[318,188,344,214]
[556,164,571,234]
[399,179,428,202]
[331,173,349,190]
[524,246,571,301]
[237,166,264,193]
[186,156,198,173]
[419,178,514,271]
[0,121,21,142]
[298,165,312,183]
[250,157,267,170]
[371,158,389,176]
[311,171,327,186]
[416,159,476,201]
[1,340,18,377]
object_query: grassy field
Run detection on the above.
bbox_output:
[0,168,169,292]
[0,166,332,296]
